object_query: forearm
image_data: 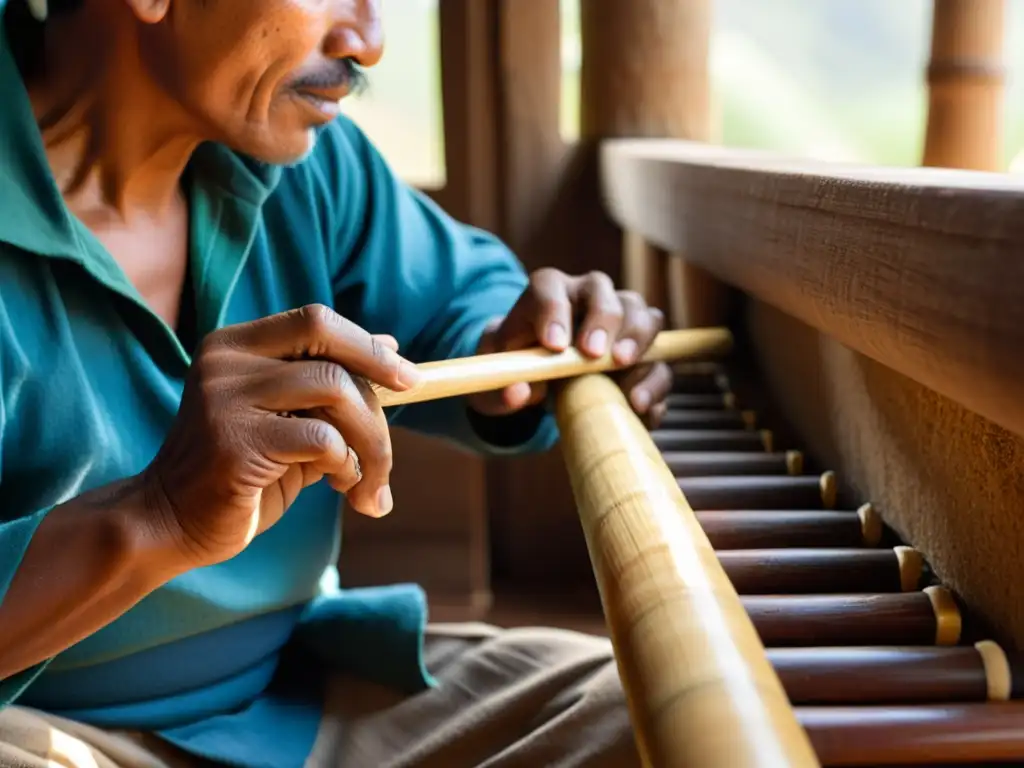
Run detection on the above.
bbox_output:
[0,474,188,680]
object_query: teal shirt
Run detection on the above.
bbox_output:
[0,15,557,768]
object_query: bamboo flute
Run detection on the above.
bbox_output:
[373,326,733,408]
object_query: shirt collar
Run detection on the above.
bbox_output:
[0,9,283,261]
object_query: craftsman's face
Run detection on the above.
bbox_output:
[138,0,383,164]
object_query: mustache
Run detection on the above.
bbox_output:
[290,58,369,96]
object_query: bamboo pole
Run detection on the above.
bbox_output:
[555,374,819,768]
[374,327,732,408]
[923,0,1006,171]
[581,0,729,327]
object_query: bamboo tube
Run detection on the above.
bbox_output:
[679,473,837,511]
[718,548,913,595]
[743,591,960,648]
[923,0,1006,171]
[697,509,882,550]
[653,429,773,453]
[555,374,819,768]
[800,702,1024,765]
[664,392,734,410]
[662,450,802,477]
[659,409,756,429]
[767,644,1018,704]
[373,327,732,408]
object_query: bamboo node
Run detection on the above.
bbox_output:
[975,640,1012,701]
[893,546,924,592]
[784,450,803,476]
[857,504,883,547]
[925,586,962,646]
[819,471,837,509]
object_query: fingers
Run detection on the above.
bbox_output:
[491,268,575,354]
[611,292,664,366]
[257,414,355,482]
[247,360,393,517]
[215,304,419,392]
[573,272,624,358]
[617,362,674,425]
[307,375,393,518]
[467,381,547,417]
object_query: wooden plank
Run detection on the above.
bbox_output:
[600,138,1024,439]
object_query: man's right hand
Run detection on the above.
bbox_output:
[144,304,421,570]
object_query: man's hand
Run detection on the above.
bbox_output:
[468,269,672,427]
[145,304,420,570]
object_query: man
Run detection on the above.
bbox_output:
[0,1,672,766]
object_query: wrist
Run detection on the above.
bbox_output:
[100,472,198,585]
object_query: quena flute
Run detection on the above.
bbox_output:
[372,327,733,408]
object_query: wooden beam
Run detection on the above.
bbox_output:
[923,0,1006,172]
[601,138,1024,440]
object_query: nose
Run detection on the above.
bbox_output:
[323,0,384,68]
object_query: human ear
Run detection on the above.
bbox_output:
[123,0,171,24]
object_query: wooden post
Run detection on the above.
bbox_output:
[339,0,501,619]
[580,0,728,327]
[923,0,1006,172]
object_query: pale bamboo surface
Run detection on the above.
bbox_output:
[373,327,732,408]
[555,373,819,767]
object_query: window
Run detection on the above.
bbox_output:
[559,0,1024,170]
[341,0,446,188]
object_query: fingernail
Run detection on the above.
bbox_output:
[632,389,651,413]
[396,361,422,388]
[546,323,569,349]
[586,328,608,356]
[614,339,638,364]
[377,485,394,516]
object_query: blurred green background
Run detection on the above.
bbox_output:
[341,0,1024,188]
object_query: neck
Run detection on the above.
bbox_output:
[25,14,200,222]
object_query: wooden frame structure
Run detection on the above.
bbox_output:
[329,0,1024,763]
[341,0,1014,633]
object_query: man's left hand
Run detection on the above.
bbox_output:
[468,268,672,427]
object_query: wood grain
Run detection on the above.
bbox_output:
[556,373,818,768]
[600,138,1024,440]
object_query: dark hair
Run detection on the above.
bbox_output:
[4,0,85,77]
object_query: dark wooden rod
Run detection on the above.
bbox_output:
[767,645,1010,704]
[664,450,802,477]
[670,371,728,394]
[719,548,913,595]
[665,392,734,410]
[659,409,754,430]
[652,429,772,453]
[799,702,1024,765]
[697,508,881,550]
[680,472,836,511]
[743,589,959,647]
